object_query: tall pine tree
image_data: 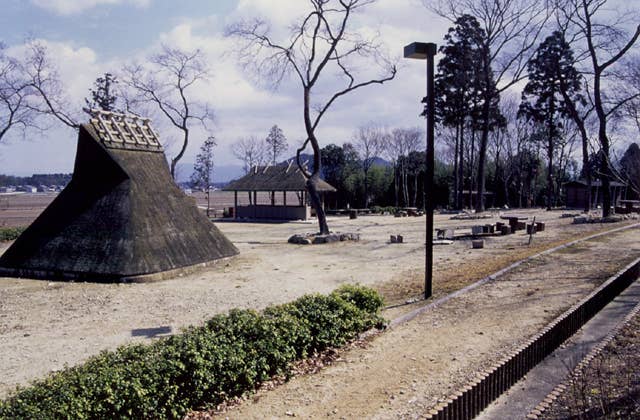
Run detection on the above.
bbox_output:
[519,31,582,210]
[436,15,503,209]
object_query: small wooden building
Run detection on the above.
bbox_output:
[564,179,626,209]
[223,162,336,220]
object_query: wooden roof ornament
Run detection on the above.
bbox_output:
[223,163,336,192]
[86,108,163,151]
[0,111,238,282]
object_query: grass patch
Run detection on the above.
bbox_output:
[0,226,25,242]
[0,284,384,419]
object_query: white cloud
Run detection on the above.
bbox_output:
[30,0,151,15]
[3,0,451,175]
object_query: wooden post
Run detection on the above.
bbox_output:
[283,191,287,206]
[234,190,238,219]
[253,191,257,218]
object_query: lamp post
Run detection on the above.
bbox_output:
[404,42,436,300]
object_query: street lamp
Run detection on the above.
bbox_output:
[404,42,437,300]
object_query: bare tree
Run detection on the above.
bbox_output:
[427,0,550,212]
[385,127,423,207]
[0,43,35,142]
[558,0,640,216]
[1,39,78,145]
[123,45,214,180]
[265,124,288,165]
[353,123,387,207]
[21,40,79,129]
[226,0,397,234]
[191,136,217,217]
[621,56,640,134]
[232,135,268,174]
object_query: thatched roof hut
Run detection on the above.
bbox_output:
[223,163,336,220]
[0,111,238,282]
[225,162,336,192]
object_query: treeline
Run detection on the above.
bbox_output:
[319,132,640,210]
[0,174,72,187]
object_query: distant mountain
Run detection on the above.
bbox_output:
[175,163,244,184]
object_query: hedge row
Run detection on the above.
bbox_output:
[0,285,384,419]
[0,226,25,242]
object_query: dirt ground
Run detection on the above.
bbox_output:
[0,201,636,402]
[194,225,640,419]
[542,307,640,419]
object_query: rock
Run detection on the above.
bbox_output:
[573,216,588,224]
[312,236,327,244]
[325,234,340,243]
[288,234,310,244]
[339,233,359,241]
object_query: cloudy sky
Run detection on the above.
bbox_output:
[0,0,451,178]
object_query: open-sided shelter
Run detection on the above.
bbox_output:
[223,162,336,220]
[564,179,626,209]
[0,110,238,281]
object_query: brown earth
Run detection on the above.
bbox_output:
[542,307,640,419]
[0,197,637,407]
[192,225,640,419]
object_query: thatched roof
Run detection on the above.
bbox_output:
[0,111,238,282]
[223,163,336,192]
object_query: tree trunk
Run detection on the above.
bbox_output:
[363,167,370,208]
[547,96,555,211]
[476,120,488,213]
[206,190,211,217]
[458,122,465,210]
[170,127,189,181]
[307,175,329,234]
[394,164,399,207]
[559,88,591,212]
[453,124,459,209]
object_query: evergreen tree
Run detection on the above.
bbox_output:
[265,125,288,165]
[85,73,119,112]
[519,31,582,210]
[435,15,503,209]
[191,136,216,217]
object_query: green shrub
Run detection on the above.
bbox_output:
[0,284,384,419]
[0,226,26,242]
[370,205,397,214]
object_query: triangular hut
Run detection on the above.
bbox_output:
[0,110,238,282]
